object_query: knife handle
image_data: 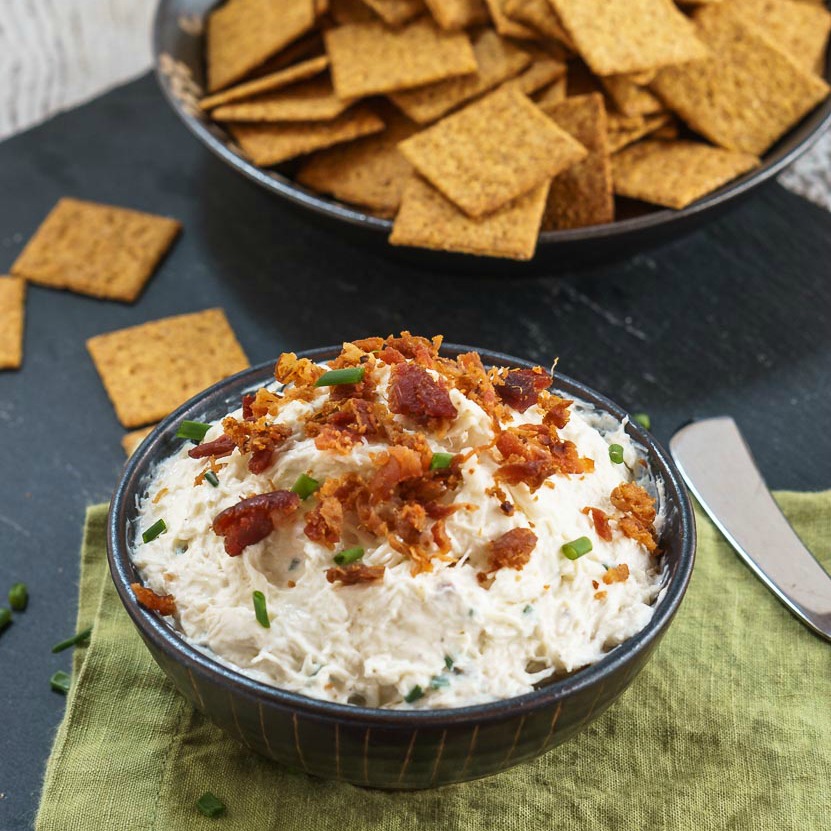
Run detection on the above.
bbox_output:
[670,417,831,643]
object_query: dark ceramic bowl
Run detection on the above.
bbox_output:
[108,344,696,789]
[153,0,831,274]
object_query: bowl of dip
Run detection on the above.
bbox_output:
[108,335,695,788]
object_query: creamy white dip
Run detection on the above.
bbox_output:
[132,354,662,709]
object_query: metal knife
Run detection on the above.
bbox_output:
[670,416,831,643]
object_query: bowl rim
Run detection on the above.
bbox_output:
[108,343,696,728]
[152,0,831,248]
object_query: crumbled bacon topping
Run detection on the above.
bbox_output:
[495,368,552,413]
[222,415,291,473]
[188,434,235,460]
[582,506,613,542]
[304,495,344,549]
[610,483,658,553]
[131,582,176,616]
[274,351,325,387]
[326,564,386,585]
[538,392,572,429]
[484,527,538,575]
[603,563,630,584]
[241,393,255,420]
[388,362,457,426]
[212,490,300,556]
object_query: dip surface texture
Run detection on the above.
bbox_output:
[132,335,662,709]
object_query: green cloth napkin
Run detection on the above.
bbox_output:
[37,496,830,831]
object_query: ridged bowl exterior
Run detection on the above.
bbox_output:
[108,345,696,788]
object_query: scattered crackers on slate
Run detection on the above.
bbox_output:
[11,198,181,302]
[86,308,249,429]
[197,0,830,260]
[0,276,26,370]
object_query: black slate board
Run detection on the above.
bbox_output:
[0,74,830,830]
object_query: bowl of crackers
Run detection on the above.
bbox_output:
[154,0,831,269]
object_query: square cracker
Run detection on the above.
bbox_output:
[549,0,708,76]
[651,5,830,155]
[206,0,316,92]
[229,106,385,165]
[199,56,329,110]
[211,76,353,122]
[390,175,549,260]
[612,140,759,209]
[424,0,489,30]
[503,0,574,48]
[607,112,672,153]
[0,277,25,370]
[600,73,664,117]
[727,0,831,74]
[325,19,477,99]
[11,198,181,303]
[361,0,425,26]
[390,30,532,124]
[483,0,539,40]
[297,109,418,212]
[87,308,249,428]
[540,93,614,230]
[398,86,587,217]
[122,425,156,457]
[501,57,567,96]
[533,76,568,106]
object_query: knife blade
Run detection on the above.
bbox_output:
[670,416,831,643]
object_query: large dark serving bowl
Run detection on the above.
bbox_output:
[108,344,696,789]
[153,0,831,273]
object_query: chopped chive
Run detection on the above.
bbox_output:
[52,626,93,654]
[252,591,270,628]
[608,443,624,465]
[430,676,450,689]
[404,685,424,703]
[176,420,211,442]
[204,470,220,488]
[9,582,28,611]
[444,655,454,670]
[142,519,167,544]
[0,607,11,633]
[334,546,364,565]
[291,473,321,500]
[314,367,365,387]
[196,792,226,818]
[429,452,455,471]
[523,604,533,614]
[50,670,71,694]
[633,412,651,431]
[561,536,593,560]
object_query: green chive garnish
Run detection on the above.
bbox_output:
[429,452,454,471]
[142,519,167,544]
[523,604,533,614]
[253,591,270,628]
[52,626,92,654]
[405,685,424,703]
[608,443,624,465]
[196,792,226,818]
[291,473,321,500]
[176,420,211,442]
[562,536,593,560]
[334,546,364,565]
[430,676,450,689]
[314,367,365,387]
[9,582,28,611]
[50,670,71,694]
[0,607,11,633]
[633,412,651,430]
[204,471,220,488]
[444,655,454,670]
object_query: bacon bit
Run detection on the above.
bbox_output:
[377,346,406,365]
[306,398,386,452]
[304,496,344,548]
[610,483,658,553]
[188,434,235,460]
[351,336,385,353]
[287,580,296,588]
[131,583,176,616]
[152,487,168,505]
[594,590,607,601]
[369,446,427,501]
[326,564,385,585]
[538,391,572,429]
[582,506,613,542]
[388,362,457,425]
[495,368,551,413]
[603,563,630,584]
[274,352,325,386]
[592,580,599,590]
[222,416,291,473]
[495,424,593,492]
[451,352,505,425]
[242,393,255,420]
[248,388,283,418]
[485,527,538,574]
[431,519,452,556]
[383,332,442,367]
[212,490,300,556]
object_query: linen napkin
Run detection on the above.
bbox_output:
[37,496,831,831]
